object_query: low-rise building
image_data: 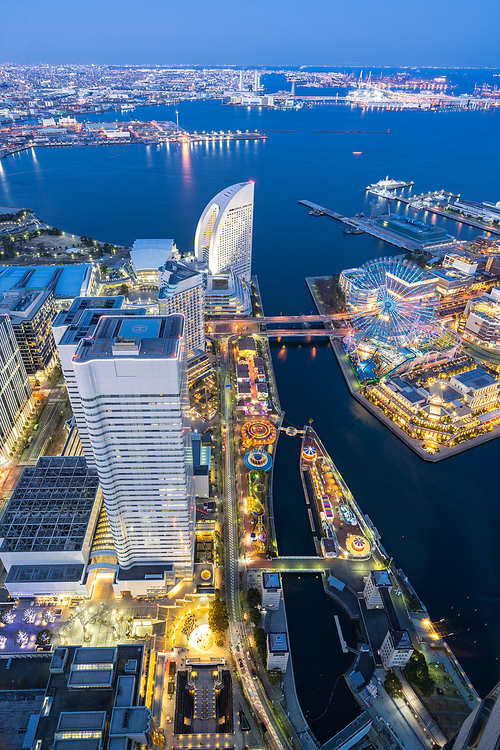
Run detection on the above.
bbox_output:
[267,632,290,672]
[380,629,414,669]
[261,572,281,610]
[204,270,252,316]
[192,431,211,498]
[130,238,176,284]
[363,569,392,610]
[462,289,500,349]
[450,367,499,409]
[0,456,102,597]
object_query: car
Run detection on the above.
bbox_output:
[260,721,267,734]
[251,668,257,679]
[238,659,244,669]
[456,690,461,697]
[166,716,171,723]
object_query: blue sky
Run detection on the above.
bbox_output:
[2,0,499,67]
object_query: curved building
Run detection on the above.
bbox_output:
[194,181,254,281]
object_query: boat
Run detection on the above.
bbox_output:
[366,176,414,190]
[343,227,364,235]
[308,209,323,217]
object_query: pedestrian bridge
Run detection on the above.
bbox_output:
[247,556,329,573]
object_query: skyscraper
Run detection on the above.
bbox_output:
[72,314,195,575]
[158,258,206,357]
[0,314,34,462]
[53,297,145,465]
[194,181,254,282]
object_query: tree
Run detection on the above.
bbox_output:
[35,629,53,648]
[404,651,434,697]
[249,608,262,625]
[208,594,229,635]
[100,262,108,277]
[254,627,267,667]
[384,672,403,697]
[246,588,261,608]
[119,283,130,298]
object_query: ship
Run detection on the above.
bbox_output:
[343,227,364,234]
[366,176,415,191]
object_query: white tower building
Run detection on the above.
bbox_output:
[158,259,206,357]
[194,181,254,282]
[0,314,34,462]
[253,71,260,92]
[72,315,195,575]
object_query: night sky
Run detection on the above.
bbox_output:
[2,0,499,66]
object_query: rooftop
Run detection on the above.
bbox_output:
[269,632,288,653]
[452,367,498,390]
[73,314,184,361]
[263,572,281,589]
[0,264,92,298]
[130,238,174,272]
[0,456,99,554]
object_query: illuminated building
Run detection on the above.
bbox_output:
[53,297,145,465]
[0,456,101,597]
[462,288,500,350]
[72,315,195,585]
[130,238,176,284]
[449,368,499,410]
[380,629,413,669]
[376,215,449,247]
[446,680,500,750]
[363,569,392,610]
[0,314,34,462]
[158,258,205,356]
[267,632,289,672]
[0,288,57,374]
[204,270,252,315]
[194,181,254,281]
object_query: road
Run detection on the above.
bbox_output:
[219,338,292,750]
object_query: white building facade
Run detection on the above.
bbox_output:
[158,259,206,356]
[380,629,414,669]
[194,182,254,281]
[72,315,195,576]
[0,314,34,462]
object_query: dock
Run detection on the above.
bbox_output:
[368,187,500,236]
[299,200,455,251]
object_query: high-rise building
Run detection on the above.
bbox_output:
[0,288,56,374]
[53,297,145,464]
[194,182,254,282]
[158,258,206,356]
[72,315,195,576]
[0,314,34,462]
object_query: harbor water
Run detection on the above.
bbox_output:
[1,95,500,740]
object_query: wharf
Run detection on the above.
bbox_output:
[368,188,500,236]
[299,200,455,251]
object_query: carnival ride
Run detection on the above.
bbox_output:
[241,418,277,448]
[344,257,438,348]
[244,448,273,471]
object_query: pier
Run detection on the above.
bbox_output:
[299,199,456,251]
[368,187,500,236]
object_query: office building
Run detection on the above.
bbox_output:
[261,572,281,610]
[158,257,206,356]
[72,314,195,583]
[0,287,56,374]
[0,456,101,597]
[192,432,211,498]
[53,297,145,464]
[377,215,449,247]
[363,569,392,610]
[0,314,34,462]
[194,181,254,281]
[267,632,290,672]
[380,629,414,669]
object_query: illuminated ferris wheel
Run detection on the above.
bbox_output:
[345,257,438,347]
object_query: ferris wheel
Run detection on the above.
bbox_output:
[345,257,438,347]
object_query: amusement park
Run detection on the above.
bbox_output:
[300,428,375,560]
